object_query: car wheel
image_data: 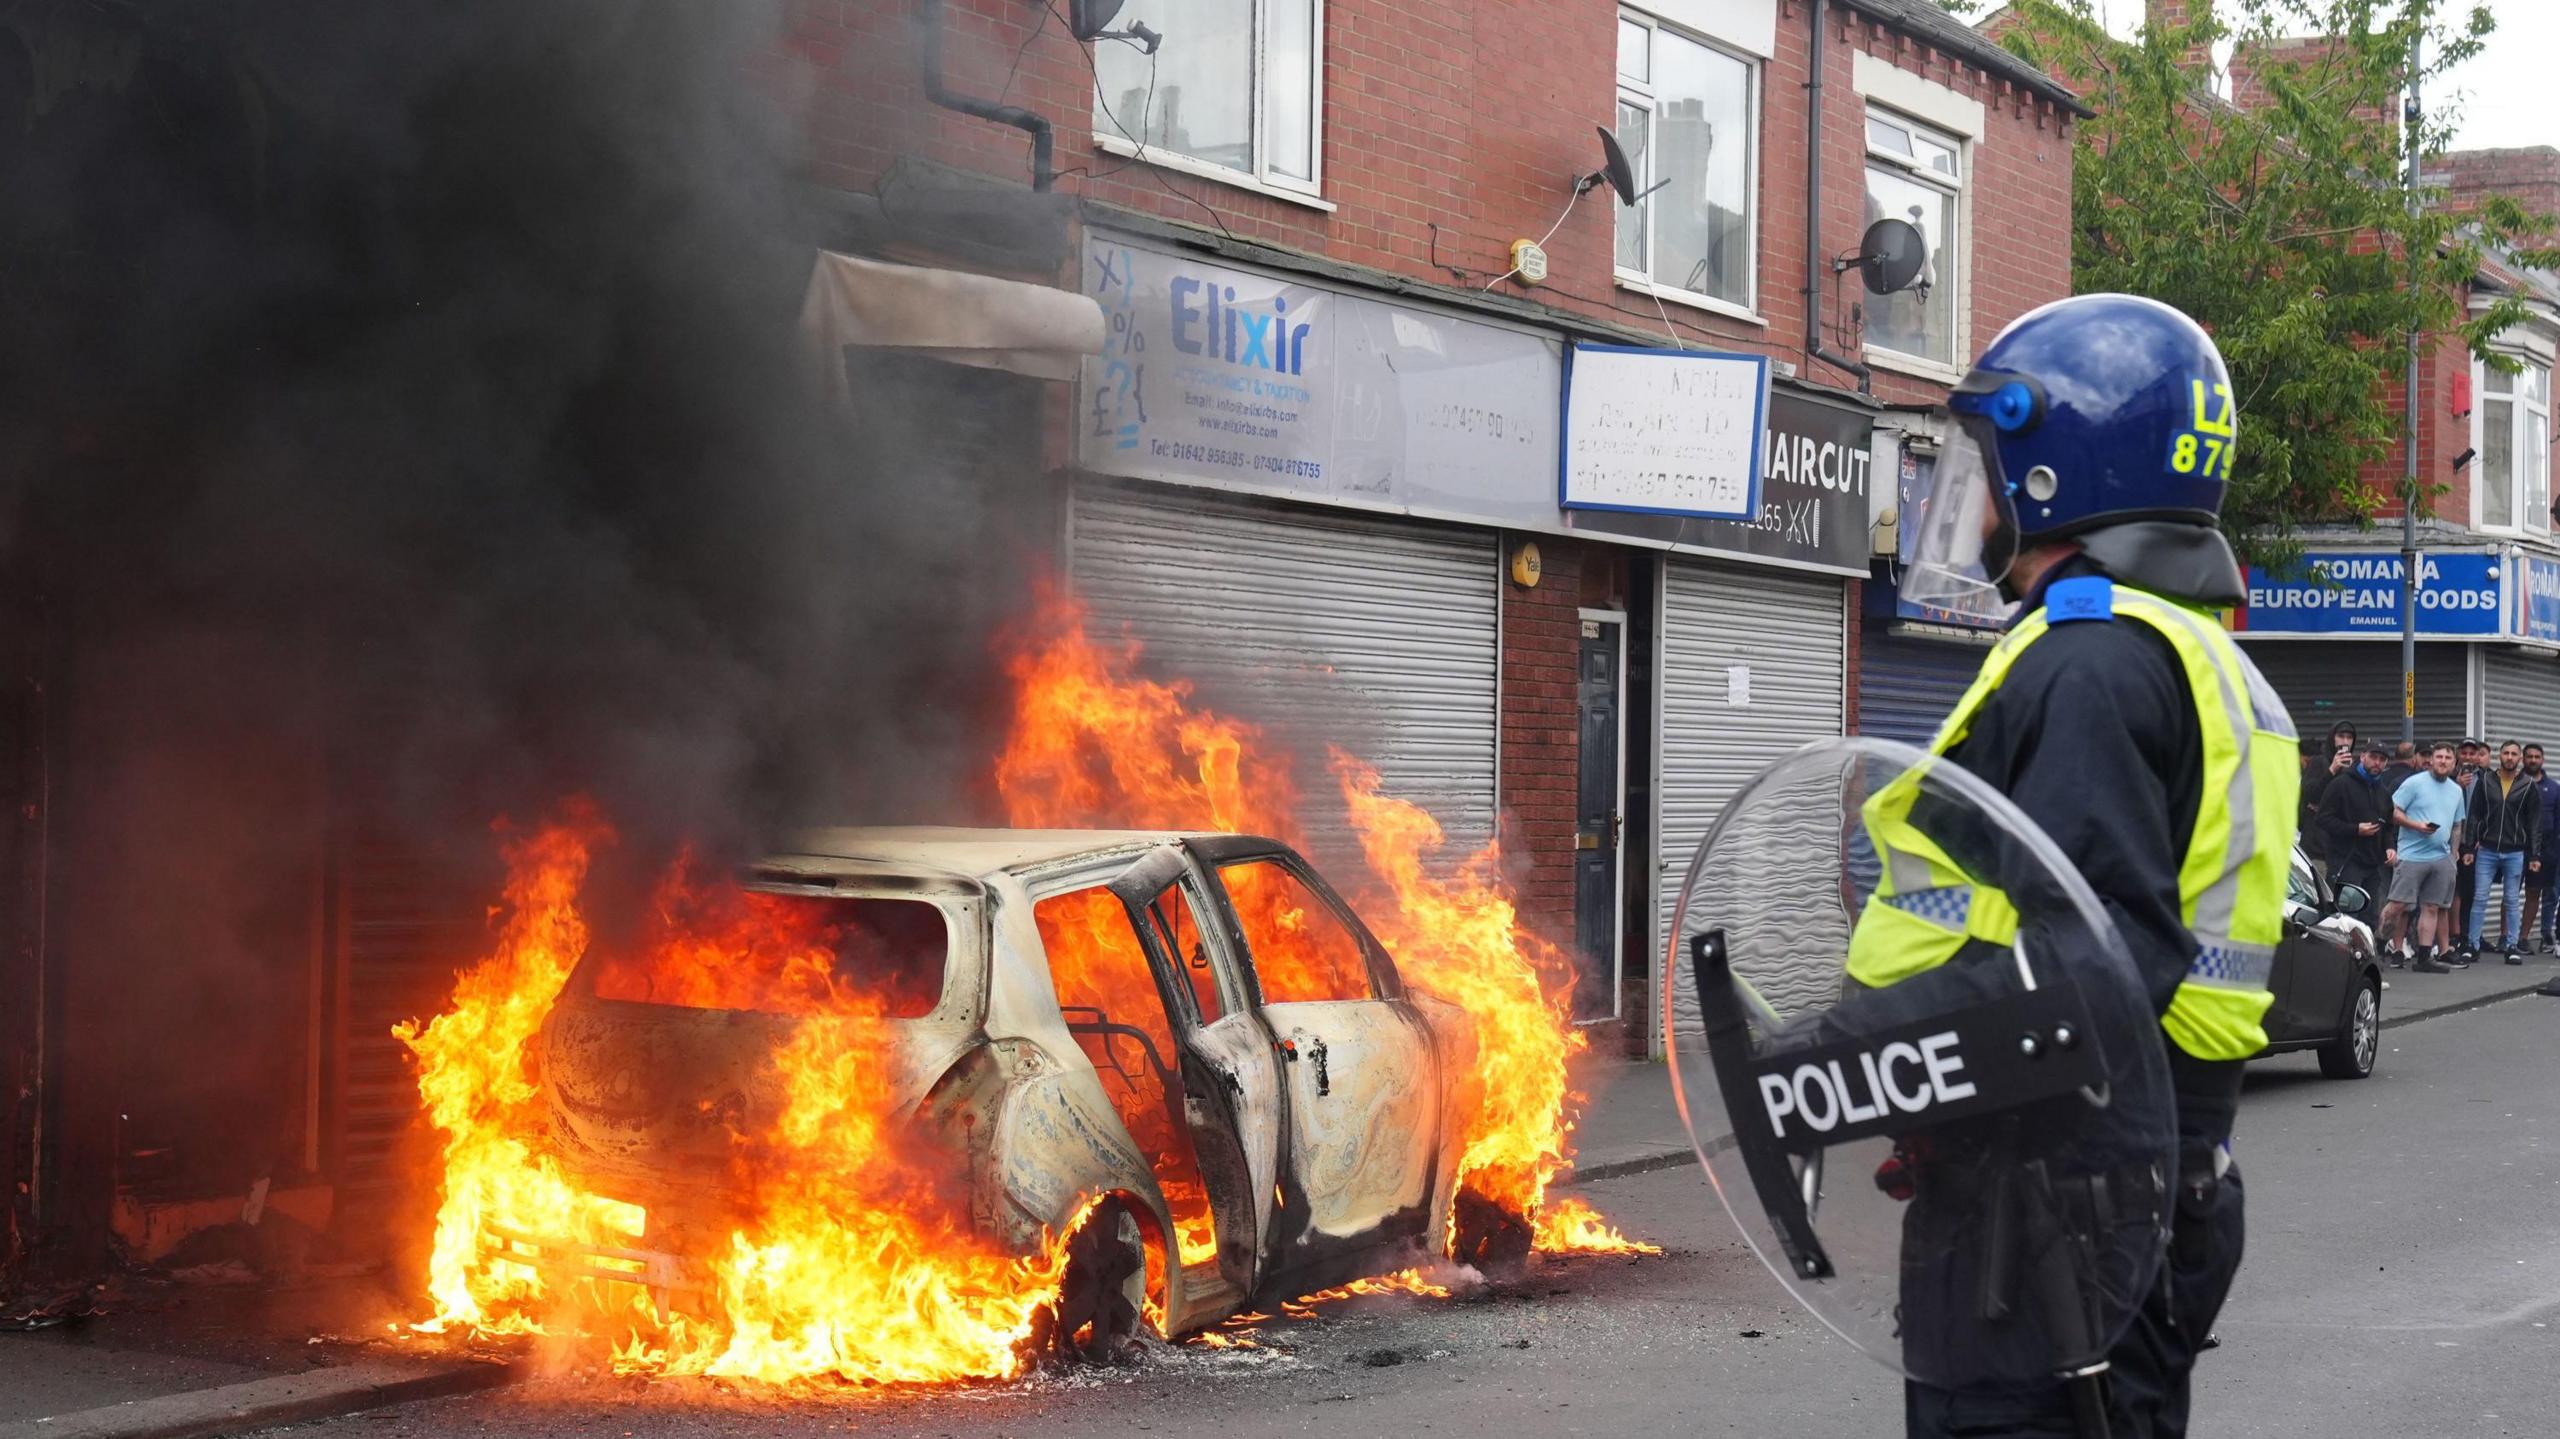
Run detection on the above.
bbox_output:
[1450,1186,1533,1276]
[1037,1195,1148,1366]
[2317,980,2380,1080]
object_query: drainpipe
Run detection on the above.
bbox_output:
[1803,0,1873,394]
[920,0,1055,192]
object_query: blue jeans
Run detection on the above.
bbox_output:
[2469,847,2528,946]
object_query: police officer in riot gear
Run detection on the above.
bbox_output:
[1883,293,2298,1437]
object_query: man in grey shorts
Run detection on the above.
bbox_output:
[2387,742,2470,973]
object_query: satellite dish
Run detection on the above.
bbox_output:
[1579,126,1667,207]
[1596,126,1640,205]
[1068,0,1126,38]
[1857,217,1928,295]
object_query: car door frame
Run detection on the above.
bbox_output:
[2269,853,2356,1048]
[1098,846,1284,1324]
[1180,834,1447,1294]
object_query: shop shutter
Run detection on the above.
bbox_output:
[1068,482,1499,877]
[1857,627,1993,746]
[333,829,495,1203]
[1657,558,1848,1041]
[2238,640,2467,746]
[2482,649,2560,748]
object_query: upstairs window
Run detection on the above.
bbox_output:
[2480,356,2552,534]
[1092,0,1322,196]
[1614,9,1757,313]
[1863,109,1963,366]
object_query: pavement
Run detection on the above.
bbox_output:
[0,1268,512,1439]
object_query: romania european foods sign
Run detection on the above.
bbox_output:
[2231,551,2502,637]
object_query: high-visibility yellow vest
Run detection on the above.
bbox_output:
[1845,578,2300,1061]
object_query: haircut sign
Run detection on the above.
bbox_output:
[2230,551,2503,637]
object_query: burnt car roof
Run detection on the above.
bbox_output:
[777,825,1231,879]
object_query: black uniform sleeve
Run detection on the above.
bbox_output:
[1942,618,2204,1023]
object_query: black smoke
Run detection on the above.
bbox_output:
[0,0,1041,1225]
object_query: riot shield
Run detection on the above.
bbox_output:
[1664,736,2174,1394]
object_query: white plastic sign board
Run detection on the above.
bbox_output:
[1560,343,1769,521]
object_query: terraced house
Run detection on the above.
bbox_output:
[790,0,2085,1053]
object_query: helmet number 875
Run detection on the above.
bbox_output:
[2171,380,2237,479]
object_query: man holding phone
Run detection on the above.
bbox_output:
[2317,739,2395,931]
[2387,742,2470,973]
[2302,722,2359,883]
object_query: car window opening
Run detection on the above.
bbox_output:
[584,890,947,1020]
[1033,886,1226,1272]
[1218,860,1373,1002]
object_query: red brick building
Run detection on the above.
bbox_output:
[2219,139,2560,746]
[795,0,2083,1050]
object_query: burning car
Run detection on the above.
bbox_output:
[516,825,1497,1358]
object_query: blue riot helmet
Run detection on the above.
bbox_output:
[1902,294,2238,624]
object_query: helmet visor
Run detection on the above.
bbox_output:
[1901,419,2017,626]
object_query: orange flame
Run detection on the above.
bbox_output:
[397,816,1092,1386]
[398,584,1651,1390]
[1295,1267,1454,1304]
[997,591,1653,1258]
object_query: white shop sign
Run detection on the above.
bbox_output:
[1559,343,1769,522]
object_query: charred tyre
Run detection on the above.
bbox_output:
[1031,1196,1148,1366]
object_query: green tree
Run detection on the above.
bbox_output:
[1998,0,2556,564]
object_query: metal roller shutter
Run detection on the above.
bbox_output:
[2238,640,2467,745]
[1857,627,1992,746]
[1068,482,1499,877]
[332,827,497,1203]
[2482,649,2560,747]
[1657,558,1848,1041]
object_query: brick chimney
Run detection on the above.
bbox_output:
[2437,147,2560,247]
[2226,34,2392,128]
[2147,1,2215,77]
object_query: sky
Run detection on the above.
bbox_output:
[2084,1,2559,153]
[2436,4,2558,151]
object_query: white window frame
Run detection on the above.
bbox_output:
[1089,0,1328,207]
[1859,105,1968,378]
[1612,7,1763,324]
[2473,349,2554,537]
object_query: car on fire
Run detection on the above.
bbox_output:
[527,827,1491,1355]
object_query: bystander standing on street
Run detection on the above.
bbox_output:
[2382,740,2422,793]
[2525,743,2560,954]
[2385,742,2468,973]
[2450,739,2489,953]
[2317,739,2394,935]
[2462,740,2541,962]
[2301,721,2358,880]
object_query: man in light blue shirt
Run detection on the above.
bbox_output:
[2386,743,2469,972]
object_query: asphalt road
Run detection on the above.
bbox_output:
[309,992,2560,1439]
